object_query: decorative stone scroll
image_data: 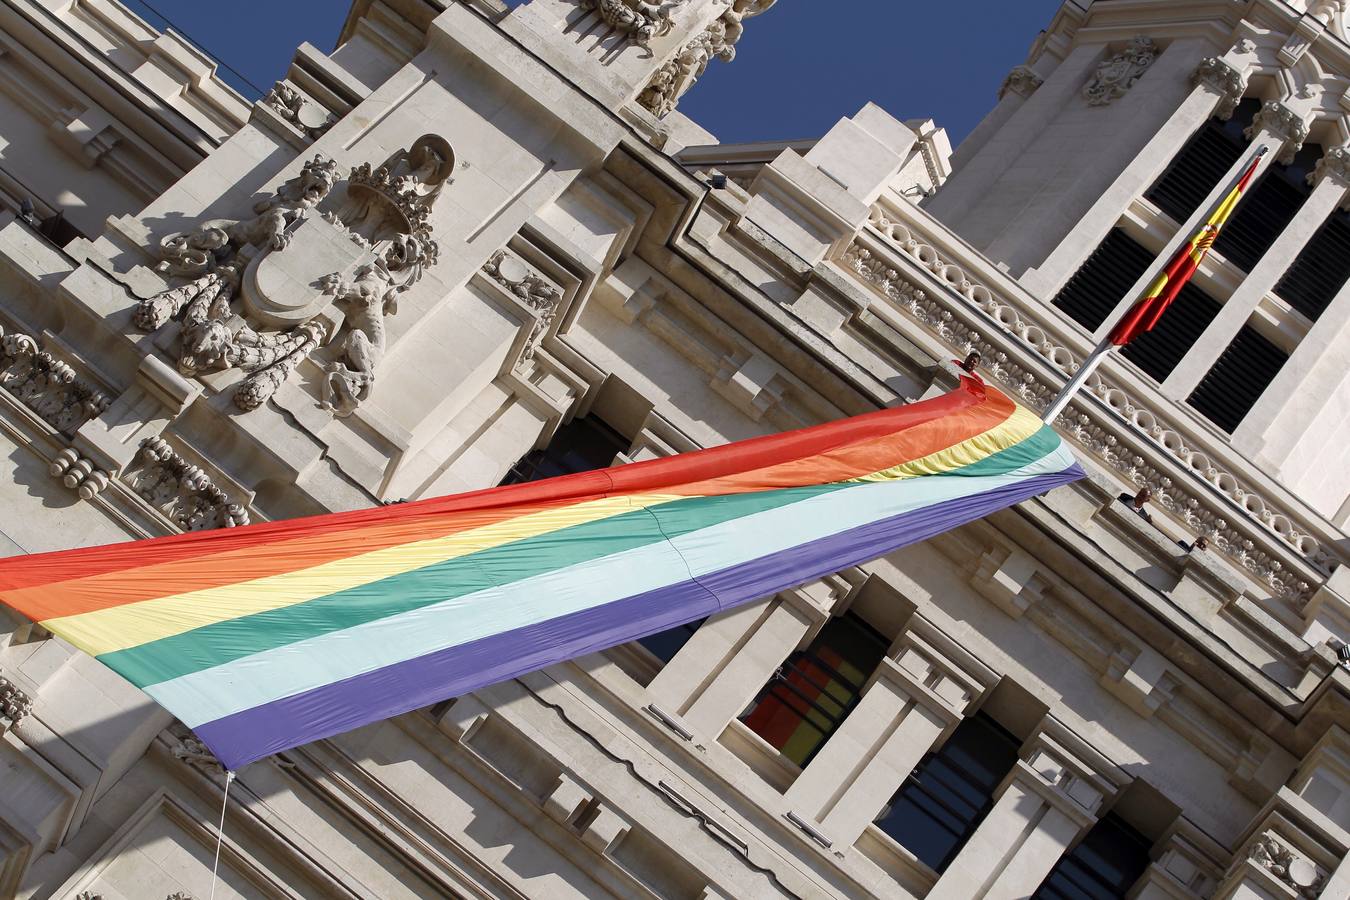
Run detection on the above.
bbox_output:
[1083,36,1159,106]
[1245,100,1310,165]
[999,65,1044,101]
[483,250,563,367]
[263,81,335,142]
[128,437,250,530]
[1192,57,1248,121]
[0,324,110,434]
[131,136,449,417]
[637,0,777,118]
[843,207,1338,601]
[579,0,686,49]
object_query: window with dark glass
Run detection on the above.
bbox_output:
[872,713,1020,872]
[500,416,706,659]
[740,612,888,768]
[1032,813,1153,900]
[1213,141,1319,273]
[1187,323,1289,433]
[1147,99,1257,224]
[1053,228,1223,383]
[501,415,629,485]
[1276,208,1350,321]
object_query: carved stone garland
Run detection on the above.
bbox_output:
[482,250,563,367]
[1083,36,1159,106]
[128,437,250,530]
[637,0,777,118]
[842,217,1330,601]
[132,136,450,417]
[0,324,109,434]
[1247,831,1326,897]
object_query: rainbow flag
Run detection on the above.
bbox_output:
[0,376,1082,770]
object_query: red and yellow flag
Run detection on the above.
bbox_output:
[1109,153,1265,346]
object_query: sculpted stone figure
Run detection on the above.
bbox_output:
[638,0,777,117]
[582,0,684,48]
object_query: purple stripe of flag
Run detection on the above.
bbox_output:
[194,467,1082,769]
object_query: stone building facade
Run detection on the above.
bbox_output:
[0,0,1347,897]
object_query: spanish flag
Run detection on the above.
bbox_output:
[1109,150,1265,346]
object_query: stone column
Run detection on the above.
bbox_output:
[781,618,994,847]
[1020,53,1250,298]
[1231,149,1350,467]
[643,576,853,740]
[926,722,1125,900]
[1163,146,1350,400]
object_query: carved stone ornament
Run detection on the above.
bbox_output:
[128,437,249,530]
[1310,145,1350,188]
[1083,36,1159,106]
[0,675,34,728]
[580,0,686,49]
[999,65,1044,100]
[50,448,110,500]
[74,892,103,900]
[1192,57,1248,121]
[132,136,449,417]
[483,250,563,367]
[1247,831,1325,897]
[1245,100,1310,165]
[637,0,776,118]
[263,81,335,141]
[0,324,110,434]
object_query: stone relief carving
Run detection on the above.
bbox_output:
[845,208,1337,601]
[1311,146,1350,187]
[73,892,103,900]
[0,324,110,434]
[637,0,776,118]
[999,65,1044,101]
[0,675,33,729]
[1192,57,1248,121]
[128,437,250,530]
[1246,100,1310,164]
[1083,36,1159,106]
[1247,832,1325,896]
[263,81,335,141]
[483,250,563,367]
[132,137,448,416]
[580,0,685,49]
[49,448,110,500]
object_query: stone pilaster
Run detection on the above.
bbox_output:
[781,617,995,846]
[927,720,1126,900]
[1132,819,1228,899]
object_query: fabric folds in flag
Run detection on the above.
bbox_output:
[0,376,1083,770]
[1109,153,1264,346]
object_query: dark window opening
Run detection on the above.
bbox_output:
[1147,99,1257,224]
[1214,141,1319,273]
[1276,209,1350,321]
[1054,229,1155,332]
[501,415,630,485]
[872,713,1021,873]
[740,612,889,768]
[1187,324,1288,433]
[1032,813,1153,900]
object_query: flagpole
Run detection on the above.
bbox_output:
[1040,144,1270,426]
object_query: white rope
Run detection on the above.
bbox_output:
[209,770,235,900]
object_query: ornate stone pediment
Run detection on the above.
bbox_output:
[131,136,451,417]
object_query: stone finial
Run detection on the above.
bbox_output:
[1083,36,1159,106]
[1244,100,1310,164]
[999,65,1044,100]
[1192,57,1248,120]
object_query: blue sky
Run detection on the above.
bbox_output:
[124,0,1063,146]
